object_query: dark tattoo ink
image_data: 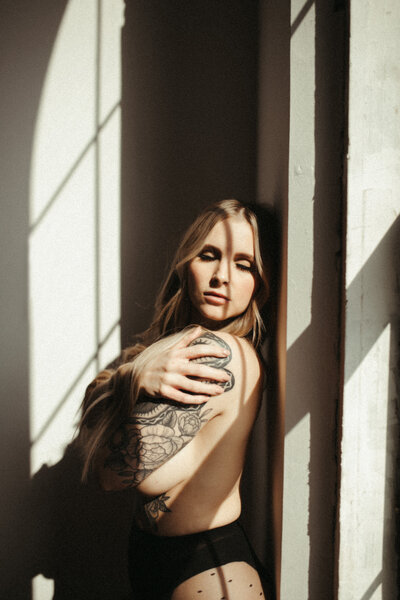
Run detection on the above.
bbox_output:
[188,331,235,392]
[104,401,212,486]
[103,331,235,488]
[143,493,171,531]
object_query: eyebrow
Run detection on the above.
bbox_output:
[234,253,255,262]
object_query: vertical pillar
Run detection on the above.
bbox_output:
[336,1,400,598]
[257,1,290,597]
[281,5,316,597]
[278,1,346,598]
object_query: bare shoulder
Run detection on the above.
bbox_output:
[198,330,261,367]
[192,330,263,403]
[190,329,259,362]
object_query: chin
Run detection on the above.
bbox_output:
[197,310,236,329]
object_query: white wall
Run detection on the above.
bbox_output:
[337,1,400,598]
[275,1,345,598]
[29,0,123,476]
[282,3,316,593]
[0,2,125,598]
[0,3,66,598]
[29,3,123,597]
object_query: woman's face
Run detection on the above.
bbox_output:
[187,216,257,328]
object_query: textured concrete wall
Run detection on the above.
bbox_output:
[277,1,346,598]
[337,1,400,598]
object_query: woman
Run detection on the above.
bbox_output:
[77,199,274,599]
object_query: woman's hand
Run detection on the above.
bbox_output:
[137,327,231,404]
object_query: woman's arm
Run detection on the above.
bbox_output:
[97,331,236,491]
[135,327,233,404]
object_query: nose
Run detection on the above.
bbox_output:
[210,260,229,286]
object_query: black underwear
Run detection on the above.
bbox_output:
[128,520,266,599]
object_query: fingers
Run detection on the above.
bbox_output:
[175,326,203,349]
[181,363,230,383]
[175,375,225,397]
[183,345,230,360]
[167,389,213,405]
[174,328,230,366]
[159,374,227,404]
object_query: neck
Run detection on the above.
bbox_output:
[188,308,234,331]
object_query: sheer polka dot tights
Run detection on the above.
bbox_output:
[171,561,266,600]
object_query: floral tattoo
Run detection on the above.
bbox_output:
[104,331,234,487]
[105,402,212,486]
[143,494,171,531]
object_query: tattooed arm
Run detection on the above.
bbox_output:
[98,331,235,491]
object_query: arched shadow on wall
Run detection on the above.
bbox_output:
[0,2,136,598]
[2,2,362,599]
[1,1,263,599]
[5,1,396,599]
[0,3,68,598]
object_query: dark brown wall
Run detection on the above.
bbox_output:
[120,0,259,344]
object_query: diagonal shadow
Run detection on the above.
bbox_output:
[29,100,120,233]
[359,572,383,600]
[291,0,315,37]
[283,5,348,596]
[343,216,400,383]
[31,319,120,446]
[285,216,400,436]
[284,213,400,600]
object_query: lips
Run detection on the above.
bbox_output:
[203,291,230,304]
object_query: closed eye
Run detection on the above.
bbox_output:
[199,252,216,261]
[236,262,254,272]
[198,245,220,261]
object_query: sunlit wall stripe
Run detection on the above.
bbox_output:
[28,0,123,511]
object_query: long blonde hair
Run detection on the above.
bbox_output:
[77,199,272,480]
[148,198,270,345]
[78,330,193,481]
